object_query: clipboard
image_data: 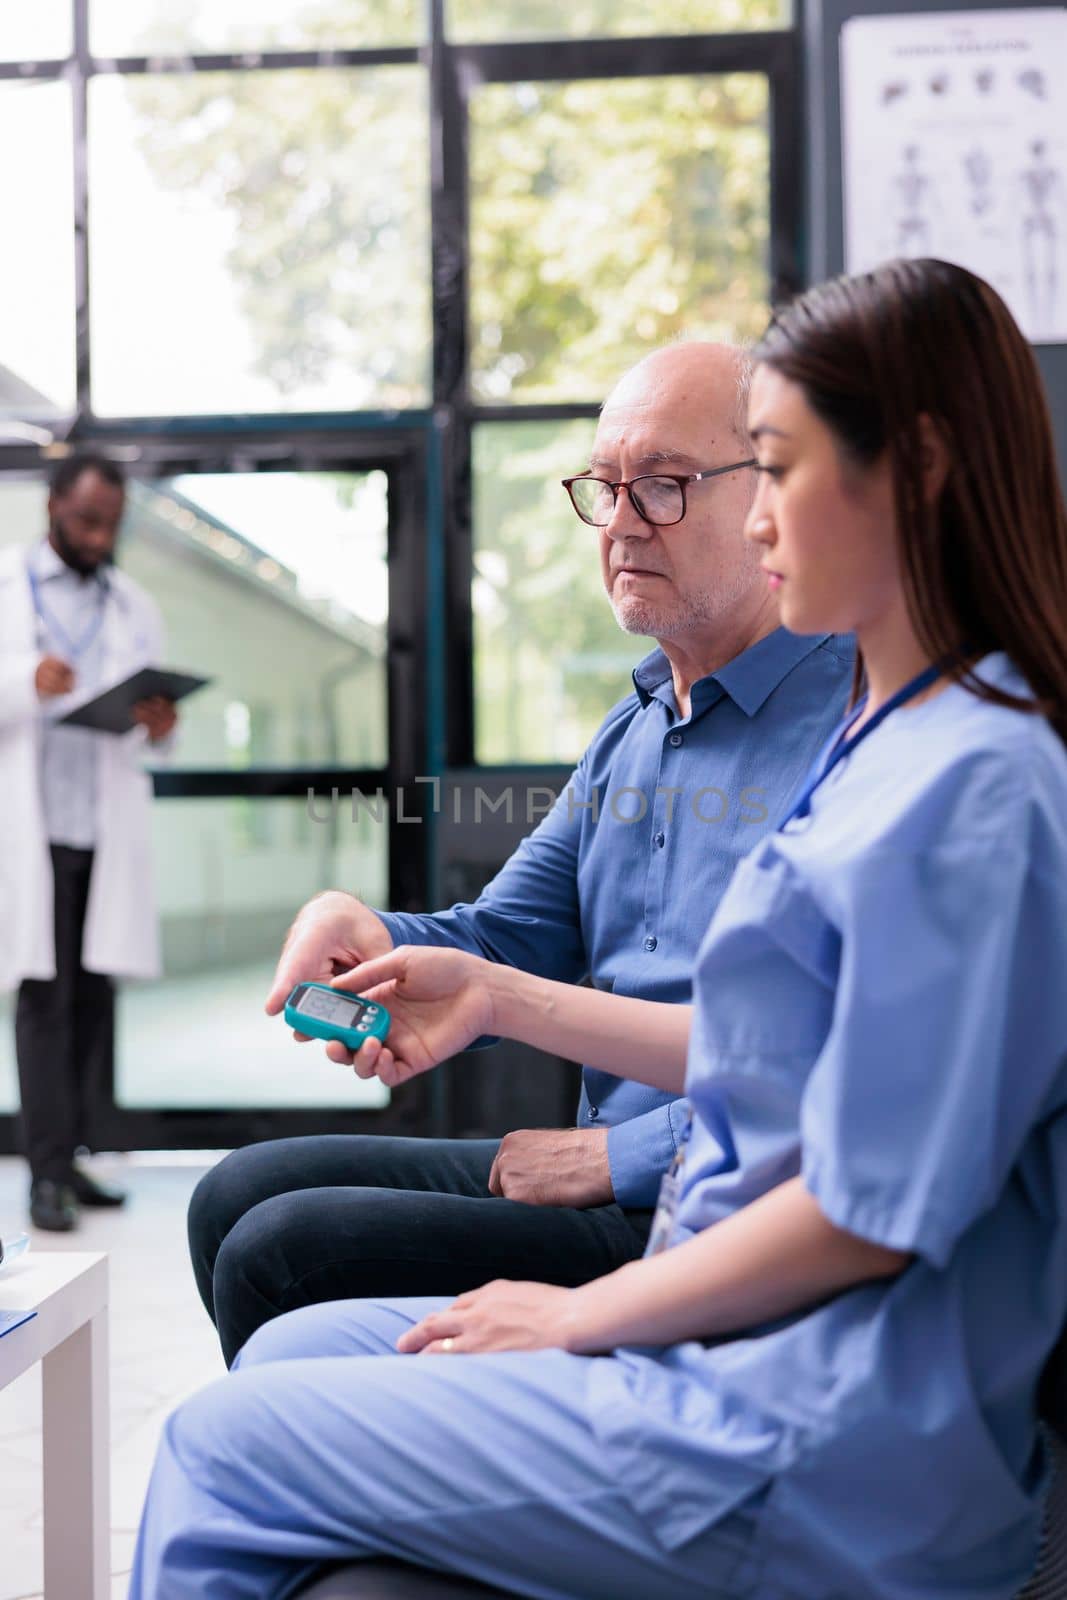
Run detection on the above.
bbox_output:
[55,667,211,735]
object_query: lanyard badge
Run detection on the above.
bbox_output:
[646,1109,694,1256]
[27,561,109,662]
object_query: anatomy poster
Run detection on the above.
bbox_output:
[841,8,1067,342]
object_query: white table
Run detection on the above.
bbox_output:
[0,1250,109,1600]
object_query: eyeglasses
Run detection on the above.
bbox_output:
[561,459,757,528]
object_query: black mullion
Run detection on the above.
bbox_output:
[72,0,91,416]
[62,412,434,452]
[152,769,387,800]
[429,0,476,769]
[0,425,431,478]
[0,61,67,80]
[767,34,804,301]
[92,47,418,75]
[385,439,432,913]
[429,4,467,407]
[456,31,793,83]
[470,402,601,425]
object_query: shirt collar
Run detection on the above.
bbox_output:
[32,538,110,591]
[632,629,841,719]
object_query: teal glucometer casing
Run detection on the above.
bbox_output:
[284,981,391,1051]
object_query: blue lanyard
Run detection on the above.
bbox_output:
[27,559,109,663]
[779,662,945,829]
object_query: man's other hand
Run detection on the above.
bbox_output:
[488,1127,614,1208]
[265,891,394,1019]
[132,696,178,742]
[35,654,75,699]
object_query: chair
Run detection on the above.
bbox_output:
[1022,1324,1067,1599]
[297,1563,516,1598]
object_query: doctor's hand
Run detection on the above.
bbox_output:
[488,1128,614,1208]
[265,891,394,1026]
[35,654,75,698]
[132,696,177,742]
[397,1280,579,1356]
[327,945,495,1086]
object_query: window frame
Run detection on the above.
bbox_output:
[0,0,801,1150]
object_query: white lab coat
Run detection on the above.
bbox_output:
[0,543,166,989]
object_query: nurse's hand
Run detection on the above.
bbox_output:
[35,654,75,698]
[328,946,496,1087]
[397,1280,579,1355]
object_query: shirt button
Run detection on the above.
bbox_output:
[589,1106,599,1120]
[669,732,683,747]
[643,935,658,952]
[653,831,665,848]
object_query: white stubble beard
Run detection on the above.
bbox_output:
[608,542,765,642]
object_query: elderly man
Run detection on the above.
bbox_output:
[188,342,853,1364]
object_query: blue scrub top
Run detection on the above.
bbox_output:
[588,654,1067,1597]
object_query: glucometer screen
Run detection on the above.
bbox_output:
[299,988,365,1027]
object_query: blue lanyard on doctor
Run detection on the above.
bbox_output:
[645,660,945,1257]
[27,558,110,663]
[779,661,945,829]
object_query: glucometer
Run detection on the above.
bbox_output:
[284,982,391,1052]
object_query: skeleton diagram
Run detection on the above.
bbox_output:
[892,146,934,256]
[963,146,994,219]
[1020,140,1064,335]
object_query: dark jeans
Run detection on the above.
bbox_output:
[15,845,114,1184]
[189,1134,654,1367]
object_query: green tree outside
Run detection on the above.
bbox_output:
[122,0,775,761]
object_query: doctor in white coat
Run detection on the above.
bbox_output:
[0,453,177,1231]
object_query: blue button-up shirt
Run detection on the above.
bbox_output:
[379,626,853,1206]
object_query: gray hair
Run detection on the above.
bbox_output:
[733,346,755,447]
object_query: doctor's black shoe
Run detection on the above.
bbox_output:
[29,1180,79,1232]
[69,1164,127,1208]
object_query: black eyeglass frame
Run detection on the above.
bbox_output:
[561,458,758,527]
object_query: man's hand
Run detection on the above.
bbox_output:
[265,892,394,1020]
[488,1127,614,1208]
[132,696,178,742]
[35,654,75,699]
[397,1280,579,1355]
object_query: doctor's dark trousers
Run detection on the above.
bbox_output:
[15,845,114,1182]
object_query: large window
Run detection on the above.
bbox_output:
[473,417,643,764]
[470,74,770,404]
[0,82,76,415]
[0,1,799,1146]
[123,472,389,769]
[88,70,430,416]
[117,798,389,1111]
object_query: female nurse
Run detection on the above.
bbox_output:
[130,256,1067,1600]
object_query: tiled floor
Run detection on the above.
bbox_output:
[0,1153,227,1600]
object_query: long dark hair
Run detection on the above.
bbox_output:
[755,258,1067,743]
